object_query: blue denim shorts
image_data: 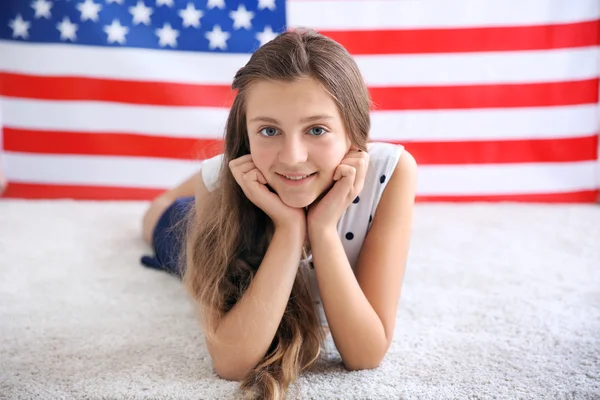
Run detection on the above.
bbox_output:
[140,196,195,279]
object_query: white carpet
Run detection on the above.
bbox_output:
[1,200,599,400]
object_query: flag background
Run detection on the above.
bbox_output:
[0,0,599,202]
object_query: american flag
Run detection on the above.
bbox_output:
[0,0,599,202]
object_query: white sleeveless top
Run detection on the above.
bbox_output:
[201,141,405,326]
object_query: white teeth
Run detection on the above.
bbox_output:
[284,174,311,180]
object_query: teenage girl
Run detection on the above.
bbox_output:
[140,29,417,400]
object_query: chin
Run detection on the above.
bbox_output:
[280,194,316,209]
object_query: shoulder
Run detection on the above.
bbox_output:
[200,153,225,192]
[365,142,407,181]
[364,143,417,227]
[391,147,417,184]
[367,141,416,183]
[382,146,417,207]
[193,153,225,216]
[360,142,416,199]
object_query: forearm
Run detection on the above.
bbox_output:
[211,226,304,379]
[310,227,387,370]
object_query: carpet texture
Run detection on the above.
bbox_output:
[0,200,599,400]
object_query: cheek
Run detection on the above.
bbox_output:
[250,145,273,173]
[317,144,348,170]
[320,142,348,163]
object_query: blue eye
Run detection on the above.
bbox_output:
[259,127,279,137]
[309,126,327,136]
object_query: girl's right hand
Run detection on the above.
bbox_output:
[229,155,306,232]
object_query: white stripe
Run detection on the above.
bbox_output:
[417,161,598,195]
[2,98,597,141]
[1,98,228,138]
[287,0,600,29]
[0,41,249,85]
[362,47,600,86]
[5,152,597,194]
[370,105,600,142]
[1,41,598,86]
[4,153,200,189]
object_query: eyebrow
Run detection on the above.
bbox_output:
[248,115,335,124]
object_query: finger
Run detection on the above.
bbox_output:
[230,159,257,178]
[237,161,257,175]
[333,164,343,181]
[341,149,369,160]
[230,161,257,190]
[242,169,261,184]
[228,154,253,169]
[241,170,268,198]
[243,170,277,202]
[242,169,271,188]
[334,164,356,181]
[255,169,268,185]
[341,157,368,193]
[340,164,357,179]
[340,155,368,172]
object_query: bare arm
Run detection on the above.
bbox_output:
[193,155,307,381]
[194,171,304,380]
[206,225,304,381]
[309,151,417,370]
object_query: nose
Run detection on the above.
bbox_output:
[278,135,308,167]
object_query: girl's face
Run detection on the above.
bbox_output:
[245,77,352,208]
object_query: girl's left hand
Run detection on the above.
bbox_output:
[307,148,369,232]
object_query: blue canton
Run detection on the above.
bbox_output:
[0,0,286,54]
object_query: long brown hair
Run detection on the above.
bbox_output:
[182,29,371,399]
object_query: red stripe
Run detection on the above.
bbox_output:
[3,128,224,161]
[417,190,599,203]
[369,79,599,110]
[0,72,236,108]
[1,73,597,110]
[3,182,163,200]
[397,136,598,164]
[3,182,597,203]
[4,128,597,164]
[321,20,600,54]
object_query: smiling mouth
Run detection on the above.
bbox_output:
[277,172,317,181]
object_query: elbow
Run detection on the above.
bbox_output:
[342,352,385,372]
[342,341,389,372]
[343,357,383,372]
[213,360,250,382]
[207,341,253,382]
[214,363,247,382]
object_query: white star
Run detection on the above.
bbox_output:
[205,25,230,50]
[56,16,78,41]
[257,0,276,11]
[106,0,123,3]
[155,0,173,7]
[179,2,203,28]
[31,0,53,19]
[8,14,31,39]
[77,0,102,22]
[155,22,179,47]
[129,1,152,25]
[229,4,254,30]
[256,25,278,47]
[104,19,128,44]
[206,0,225,10]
